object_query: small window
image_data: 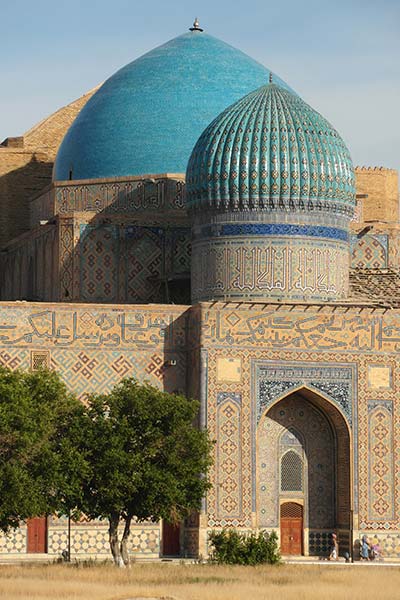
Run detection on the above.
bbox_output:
[31,351,50,371]
[281,450,303,492]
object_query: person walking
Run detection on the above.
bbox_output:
[329,533,339,561]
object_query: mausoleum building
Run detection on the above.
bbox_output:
[0,21,399,560]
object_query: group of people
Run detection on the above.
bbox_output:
[361,535,382,561]
[328,533,382,561]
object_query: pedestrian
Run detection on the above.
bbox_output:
[370,541,382,561]
[329,533,339,561]
[361,535,370,560]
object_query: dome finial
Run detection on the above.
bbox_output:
[269,71,273,84]
[190,17,204,32]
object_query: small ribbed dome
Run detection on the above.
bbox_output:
[187,82,355,216]
[54,31,292,181]
[188,82,356,304]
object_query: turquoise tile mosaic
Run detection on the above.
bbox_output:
[54,31,291,181]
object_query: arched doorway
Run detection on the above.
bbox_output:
[257,389,351,556]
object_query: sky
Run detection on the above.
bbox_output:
[1,0,399,172]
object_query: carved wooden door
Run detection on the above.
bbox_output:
[162,521,180,556]
[27,517,47,553]
[280,503,303,555]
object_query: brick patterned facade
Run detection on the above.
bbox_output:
[0,300,399,558]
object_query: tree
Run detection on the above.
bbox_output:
[0,367,87,533]
[79,379,213,566]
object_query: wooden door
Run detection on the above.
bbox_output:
[27,517,47,553]
[162,521,180,556]
[280,503,303,555]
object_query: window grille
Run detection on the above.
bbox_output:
[280,502,303,519]
[281,450,303,492]
[31,351,50,371]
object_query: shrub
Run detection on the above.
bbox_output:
[208,529,281,565]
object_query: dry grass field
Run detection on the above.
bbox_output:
[0,562,399,600]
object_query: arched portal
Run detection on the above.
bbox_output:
[257,388,351,556]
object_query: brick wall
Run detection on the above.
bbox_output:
[0,88,97,247]
[355,167,399,224]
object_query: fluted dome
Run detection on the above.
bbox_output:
[187,82,355,215]
[54,30,291,181]
[187,82,356,304]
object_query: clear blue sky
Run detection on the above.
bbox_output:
[1,0,399,172]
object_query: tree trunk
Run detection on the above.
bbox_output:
[120,513,133,566]
[108,513,124,567]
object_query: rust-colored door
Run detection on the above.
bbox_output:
[162,521,180,556]
[27,517,47,553]
[280,503,303,555]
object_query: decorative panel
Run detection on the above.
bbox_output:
[47,524,160,555]
[367,365,392,390]
[256,363,354,425]
[216,393,242,520]
[216,357,241,383]
[350,234,388,269]
[125,226,163,303]
[59,221,74,301]
[192,236,350,302]
[368,402,394,521]
[80,224,118,302]
[0,528,27,553]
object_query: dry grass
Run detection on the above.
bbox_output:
[0,562,399,600]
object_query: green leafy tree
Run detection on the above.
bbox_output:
[79,379,213,566]
[0,367,87,533]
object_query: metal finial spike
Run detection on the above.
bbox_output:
[269,71,273,84]
[189,17,204,32]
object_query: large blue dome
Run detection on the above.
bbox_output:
[54,29,292,181]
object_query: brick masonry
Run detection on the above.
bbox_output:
[0,300,398,558]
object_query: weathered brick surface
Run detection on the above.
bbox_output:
[0,88,98,247]
[355,167,399,224]
[22,87,99,154]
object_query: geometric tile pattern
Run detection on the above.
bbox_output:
[358,533,400,559]
[368,403,394,520]
[126,227,163,303]
[48,525,160,556]
[0,304,188,400]
[59,221,74,301]
[80,224,118,302]
[257,363,354,425]
[308,531,331,556]
[0,528,27,553]
[0,349,25,370]
[351,234,388,269]
[216,394,242,520]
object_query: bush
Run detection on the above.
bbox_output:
[208,529,281,565]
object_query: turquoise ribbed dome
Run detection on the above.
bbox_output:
[186,82,355,215]
[54,30,292,181]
